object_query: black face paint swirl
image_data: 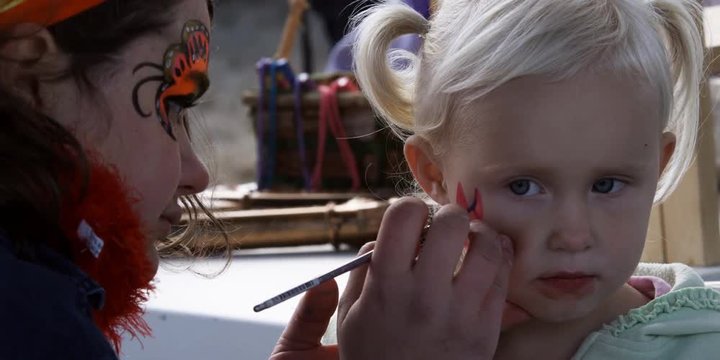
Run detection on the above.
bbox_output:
[131,20,210,140]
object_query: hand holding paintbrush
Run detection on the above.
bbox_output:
[335,192,518,359]
[268,191,517,359]
[254,183,484,312]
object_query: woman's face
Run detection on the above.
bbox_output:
[42,0,212,271]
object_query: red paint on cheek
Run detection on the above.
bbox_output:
[456,183,484,220]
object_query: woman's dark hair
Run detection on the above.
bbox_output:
[0,0,222,259]
[0,88,87,256]
[49,0,209,86]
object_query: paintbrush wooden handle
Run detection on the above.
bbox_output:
[274,0,309,60]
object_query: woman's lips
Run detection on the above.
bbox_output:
[535,272,597,300]
[159,217,173,235]
[160,211,182,226]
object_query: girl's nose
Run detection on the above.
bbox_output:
[547,199,594,253]
[177,135,210,196]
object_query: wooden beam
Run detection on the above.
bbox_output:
[642,206,666,263]
[705,8,720,75]
[644,4,720,266]
[660,81,720,265]
[707,46,720,76]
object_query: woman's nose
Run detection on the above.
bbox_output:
[177,135,210,196]
[547,199,594,252]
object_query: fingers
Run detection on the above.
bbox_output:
[413,204,470,286]
[452,222,504,306]
[273,279,339,352]
[332,197,526,360]
[479,235,515,328]
[337,242,375,325]
[501,301,532,331]
[486,236,532,331]
[371,197,428,277]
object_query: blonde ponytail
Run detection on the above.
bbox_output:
[352,2,429,135]
[352,0,705,199]
[649,0,704,201]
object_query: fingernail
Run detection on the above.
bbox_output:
[500,235,514,263]
[469,220,484,234]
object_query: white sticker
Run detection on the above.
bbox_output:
[77,220,104,258]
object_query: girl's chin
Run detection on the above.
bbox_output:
[501,301,533,330]
[527,303,596,323]
[513,295,599,324]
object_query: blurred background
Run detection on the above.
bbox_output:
[119,1,720,359]
[198,0,720,187]
[196,0,318,184]
[196,0,380,185]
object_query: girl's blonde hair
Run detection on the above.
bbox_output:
[353,0,704,202]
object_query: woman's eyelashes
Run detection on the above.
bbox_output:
[166,98,197,124]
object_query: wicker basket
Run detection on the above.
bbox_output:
[242,88,405,194]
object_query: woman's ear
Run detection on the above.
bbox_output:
[404,135,450,204]
[660,131,676,175]
[0,23,65,106]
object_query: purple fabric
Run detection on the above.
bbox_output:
[627,275,672,299]
[409,0,431,18]
[325,0,428,72]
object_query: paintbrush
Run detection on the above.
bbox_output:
[253,184,483,312]
[253,249,374,312]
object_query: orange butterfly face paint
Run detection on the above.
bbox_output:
[132,20,210,140]
[456,183,483,220]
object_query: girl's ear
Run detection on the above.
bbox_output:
[660,131,676,175]
[0,23,66,107]
[404,135,450,204]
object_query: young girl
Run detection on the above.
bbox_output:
[1,1,496,359]
[329,0,720,358]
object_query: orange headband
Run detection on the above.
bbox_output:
[0,0,105,29]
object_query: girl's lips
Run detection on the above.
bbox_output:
[540,271,594,279]
[535,272,597,300]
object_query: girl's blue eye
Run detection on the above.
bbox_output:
[592,178,625,194]
[509,179,542,196]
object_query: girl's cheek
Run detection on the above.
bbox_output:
[483,196,549,250]
[484,193,544,225]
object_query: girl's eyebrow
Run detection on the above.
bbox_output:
[479,162,652,175]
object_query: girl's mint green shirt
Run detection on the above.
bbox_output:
[322,263,720,359]
[574,263,720,359]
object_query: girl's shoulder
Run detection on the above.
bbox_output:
[573,262,720,360]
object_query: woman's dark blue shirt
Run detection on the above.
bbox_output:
[0,232,117,360]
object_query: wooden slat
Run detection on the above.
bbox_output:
[642,206,666,263]
[707,46,720,76]
[661,81,720,265]
[704,6,720,49]
[186,198,389,249]
[644,5,720,266]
